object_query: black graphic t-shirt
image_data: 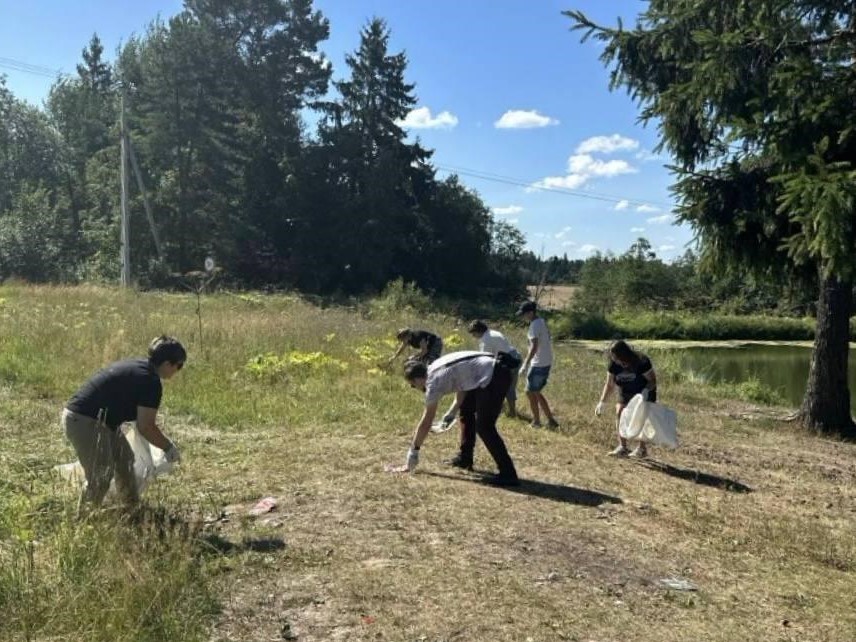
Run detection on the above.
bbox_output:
[608,357,654,401]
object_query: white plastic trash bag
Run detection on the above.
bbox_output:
[54,424,175,495]
[618,394,679,449]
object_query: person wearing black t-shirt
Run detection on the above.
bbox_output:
[389,328,443,365]
[62,336,187,509]
[595,340,657,459]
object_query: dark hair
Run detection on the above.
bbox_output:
[516,300,537,315]
[609,339,642,366]
[468,320,488,334]
[396,328,414,341]
[403,359,427,381]
[148,336,187,367]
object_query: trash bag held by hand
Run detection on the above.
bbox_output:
[55,425,176,496]
[618,394,678,449]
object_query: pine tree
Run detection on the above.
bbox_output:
[568,1,856,437]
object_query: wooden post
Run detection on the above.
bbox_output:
[119,94,131,287]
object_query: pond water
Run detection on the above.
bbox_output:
[662,344,856,408]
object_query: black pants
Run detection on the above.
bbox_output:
[458,364,518,478]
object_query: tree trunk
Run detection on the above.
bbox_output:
[799,273,856,438]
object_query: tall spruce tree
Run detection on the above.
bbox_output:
[47,34,116,242]
[314,17,434,293]
[568,1,856,437]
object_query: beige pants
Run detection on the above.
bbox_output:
[62,409,139,508]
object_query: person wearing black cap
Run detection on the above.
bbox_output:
[517,301,559,428]
[61,336,186,509]
[389,351,520,486]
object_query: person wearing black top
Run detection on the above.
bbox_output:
[62,336,186,510]
[389,328,443,365]
[595,339,657,459]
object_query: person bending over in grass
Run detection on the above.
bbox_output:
[62,336,186,511]
[389,328,443,365]
[517,301,559,429]
[466,320,521,419]
[595,339,657,459]
[388,351,520,487]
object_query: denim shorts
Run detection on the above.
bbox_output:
[526,365,551,392]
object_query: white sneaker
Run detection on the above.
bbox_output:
[628,445,648,459]
[607,445,629,457]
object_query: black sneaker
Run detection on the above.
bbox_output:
[483,473,521,487]
[442,454,473,471]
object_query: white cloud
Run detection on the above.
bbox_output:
[397,106,458,130]
[555,226,573,239]
[578,244,599,255]
[658,244,676,252]
[531,153,637,191]
[630,227,646,233]
[562,240,576,247]
[507,218,519,225]
[576,134,640,155]
[635,204,659,213]
[615,200,630,211]
[494,109,559,129]
[492,205,523,216]
[647,214,673,224]
[636,149,663,162]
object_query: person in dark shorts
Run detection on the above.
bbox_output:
[388,351,520,486]
[389,328,443,365]
[62,336,186,510]
[595,339,657,458]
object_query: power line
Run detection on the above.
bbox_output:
[433,162,673,210]
[0,56,64,79]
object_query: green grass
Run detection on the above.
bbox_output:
[1,284,855,641]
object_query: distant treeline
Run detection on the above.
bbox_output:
[0,1,525,298]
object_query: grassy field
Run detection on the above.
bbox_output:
[1,284,855,642]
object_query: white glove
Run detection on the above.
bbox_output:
[405,447,419,471]
[519,364,528,377]
[595,401,605,416]
[164,442,181,464]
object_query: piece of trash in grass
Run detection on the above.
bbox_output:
[383,463,410,473]
[658,577,698,591]
[249,496,278,516]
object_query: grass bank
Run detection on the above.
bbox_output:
[1,284,855,641]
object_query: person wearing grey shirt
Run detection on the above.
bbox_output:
[389,351,520,486]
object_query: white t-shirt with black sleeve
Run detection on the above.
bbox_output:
[424,351,496,406]
[527,317,553,367]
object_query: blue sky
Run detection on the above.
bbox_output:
[0,0,692,261]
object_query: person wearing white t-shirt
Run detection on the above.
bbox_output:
[387,351,520,486]
[467,320,521,418]
[517,301,559,428]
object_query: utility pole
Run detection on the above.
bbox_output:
[119,94,131,287]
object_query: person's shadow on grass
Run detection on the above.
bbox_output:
[196,533,286,555]
[637,459,753,493]
[424,470,622,507]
